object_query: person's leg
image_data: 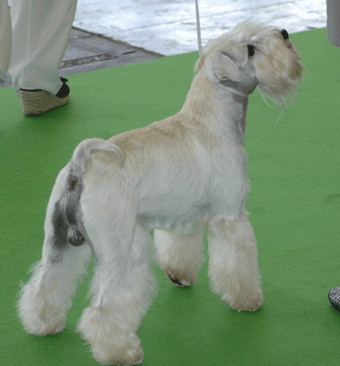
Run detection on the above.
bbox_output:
[9,0,77,94]
[0,0,12,83]
[327,0,340,47]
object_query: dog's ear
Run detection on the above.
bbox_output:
[211,52,242,82]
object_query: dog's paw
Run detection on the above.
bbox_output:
[78,306,143,365]
[227,290,263,312]
[17,283,67,336]
[92,342,143,366]
[165,268,197,287]
[166,274,190,287]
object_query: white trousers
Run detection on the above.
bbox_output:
[0,0,77,94]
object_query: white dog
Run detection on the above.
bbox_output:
[17,22,303,365]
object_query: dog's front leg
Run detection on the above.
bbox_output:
[77,221,155,366]
[154,230,204,287]
[207,215,263,311]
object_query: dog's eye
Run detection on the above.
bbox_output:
[281,29,289,40]
[247,45,255,57]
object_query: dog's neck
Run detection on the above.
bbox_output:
[181,71,249,144]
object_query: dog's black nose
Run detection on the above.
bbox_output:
[281,29,289,40]
[247,44,255,57]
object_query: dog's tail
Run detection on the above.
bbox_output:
[54,138,124,247]
[69,138,124,180]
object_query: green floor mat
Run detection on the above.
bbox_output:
[1,27,339,365]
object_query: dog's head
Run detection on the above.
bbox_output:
[195,22,303,104]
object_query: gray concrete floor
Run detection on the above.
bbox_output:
[0,27,163,89]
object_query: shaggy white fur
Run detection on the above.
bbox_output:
[17,22,303,366]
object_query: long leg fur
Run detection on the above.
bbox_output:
[207,215,263,311]
[77,223,155,365]
[17,167,92,336]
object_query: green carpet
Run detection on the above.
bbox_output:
[1,27,340,366]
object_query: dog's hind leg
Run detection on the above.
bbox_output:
[154,230,204,287]
[207,215,263,311]
[17,166,92,336]
[77,217,155,366]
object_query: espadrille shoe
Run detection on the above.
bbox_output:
[18,77,70,116]
[329,286,340,312]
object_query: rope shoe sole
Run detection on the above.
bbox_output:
[19,77,70,116]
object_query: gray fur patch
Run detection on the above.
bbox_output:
[52,201,69,248]
[68,174,79,191]
[65,172,86,246]
[66,174,83,226]
[51,172,87,248]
